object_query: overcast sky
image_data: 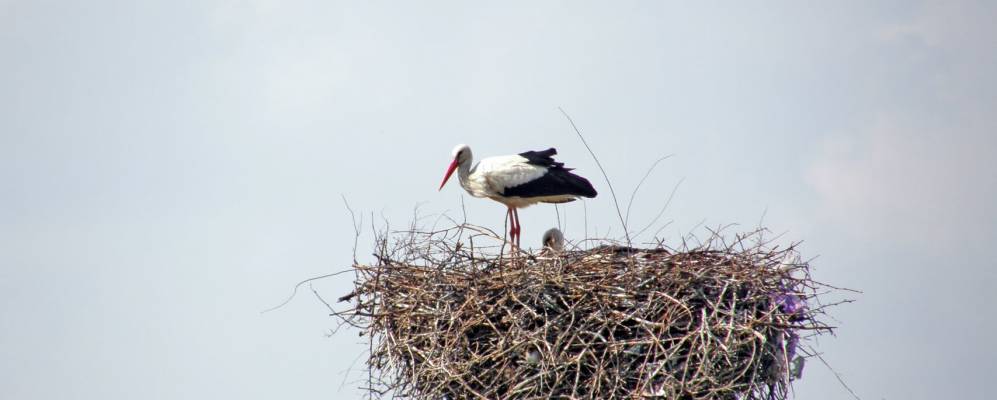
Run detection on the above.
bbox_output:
[2,1,995,399]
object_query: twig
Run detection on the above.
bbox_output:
[813,351,862,400]
[342,194,363,264]
[558,107,630,247]
[624,155,674,228]
[260,269,355,314]
[632,177,684,240]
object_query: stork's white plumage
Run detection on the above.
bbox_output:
[438,144,596,249]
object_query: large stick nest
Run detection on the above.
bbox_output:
[335,224,839,399]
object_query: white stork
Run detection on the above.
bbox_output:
[438,144,597,249]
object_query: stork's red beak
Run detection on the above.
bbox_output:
[439,158,459,190]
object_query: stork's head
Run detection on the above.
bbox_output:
[439,144,471,190]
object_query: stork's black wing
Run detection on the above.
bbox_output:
[518,148,565,169]
[502,148,597,198]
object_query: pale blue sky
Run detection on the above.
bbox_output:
[2,1,995,399]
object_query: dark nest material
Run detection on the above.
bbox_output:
[334,224,842,400]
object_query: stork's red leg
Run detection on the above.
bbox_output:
[512,208,522,249]
[507,207,520,251]
[506,207,514,240]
